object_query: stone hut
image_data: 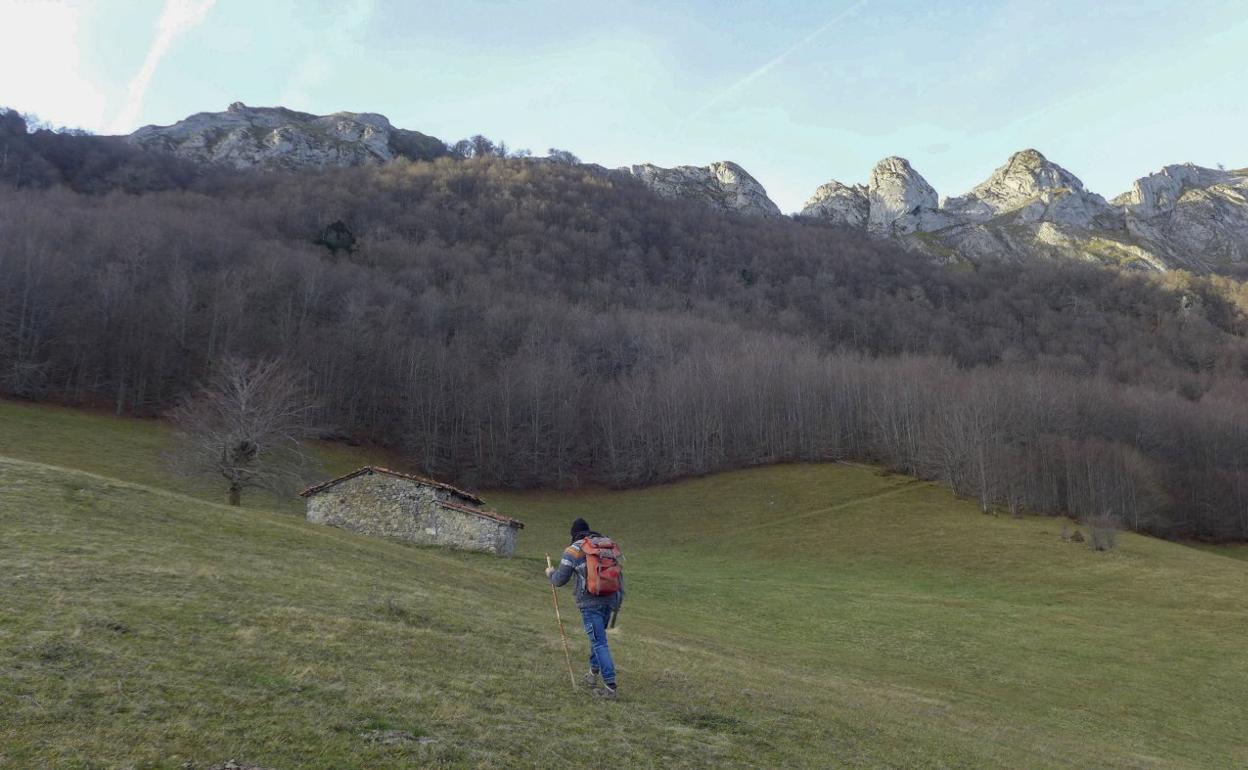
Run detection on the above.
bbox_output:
[300,466,523,557]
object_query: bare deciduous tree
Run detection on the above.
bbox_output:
[546,148,580,164]
[168,358,321,506]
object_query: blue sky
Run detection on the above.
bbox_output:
[3,0,1245,211]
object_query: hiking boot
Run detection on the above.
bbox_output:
[582,670,601,689]
[593,683,620,700]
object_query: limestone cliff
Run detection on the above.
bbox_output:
[620,161,782,218]
[128,102,446,170]
[800,150,1247,272]
[866,157,944,236]
[800,179,869,227]
[1114,165,1248,270]
[942,149,1115,229]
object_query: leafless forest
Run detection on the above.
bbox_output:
[2,120,1248,539]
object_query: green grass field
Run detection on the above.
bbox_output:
[2,399,1247,768]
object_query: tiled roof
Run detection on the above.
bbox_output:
[437,500,525,529]
[298,465,484,505]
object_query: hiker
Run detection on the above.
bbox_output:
[545,517,624,698]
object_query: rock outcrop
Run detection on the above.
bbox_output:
[128,102,446,170]
[126,105,786,217]
[1112,163,1234,217]
[866,157,942,236]
[1113,165,1248,270]
[621,161,781,218]
[800,180,869,227]
[942,149,1115,229]
[799,150,1248,272]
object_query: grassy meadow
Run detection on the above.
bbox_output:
[1,399,1247,768]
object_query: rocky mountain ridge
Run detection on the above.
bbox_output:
[130,105,787,217]
[619,161,782,218]
[799,150,1247,272]
[128,102,446,169]
[122,103,1247,272]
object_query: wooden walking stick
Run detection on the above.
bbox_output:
[546,554,578,690]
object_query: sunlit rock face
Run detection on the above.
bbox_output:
[621,160,782,218]
[1113,164,1248,270]
[867,156,941,236]
[1113,163,1236,218]
[801,179,869,228]
[800,150,1248,272]
[942,149,1116,229]
[128,102,446,170]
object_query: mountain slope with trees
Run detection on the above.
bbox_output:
[2,133,1248,538]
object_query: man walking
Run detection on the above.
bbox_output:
[545,517,623,698]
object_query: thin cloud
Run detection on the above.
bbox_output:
[683,0,870,127]
[108,0,217,133]
[279,0,376,109]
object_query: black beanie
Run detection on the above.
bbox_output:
[570,517,590,540]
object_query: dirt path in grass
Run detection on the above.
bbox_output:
[730,479,928,535]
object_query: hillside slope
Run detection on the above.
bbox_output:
[2,405,1247,768]
[5,155,1248,541]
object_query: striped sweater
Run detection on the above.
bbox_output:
[549,535,624,610]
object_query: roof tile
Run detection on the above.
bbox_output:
[437,500,525,529]
[299,465,484,505]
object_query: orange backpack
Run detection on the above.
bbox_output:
[581,536,622,596]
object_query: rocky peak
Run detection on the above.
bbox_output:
[622,160,781,218]
[795,148,1248,272]
[1113,163,1236,217]
[128,103,445,170]
[867,157,940,236]
[942,149,1112,227]
[800,180,869,228]
[1113,164,1248,268]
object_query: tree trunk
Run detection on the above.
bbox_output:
[228,484,241,506]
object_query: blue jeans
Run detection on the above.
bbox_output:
[580,605,616,685]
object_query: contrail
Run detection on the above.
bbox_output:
[683,0,870,126]
[109,0,217,133]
